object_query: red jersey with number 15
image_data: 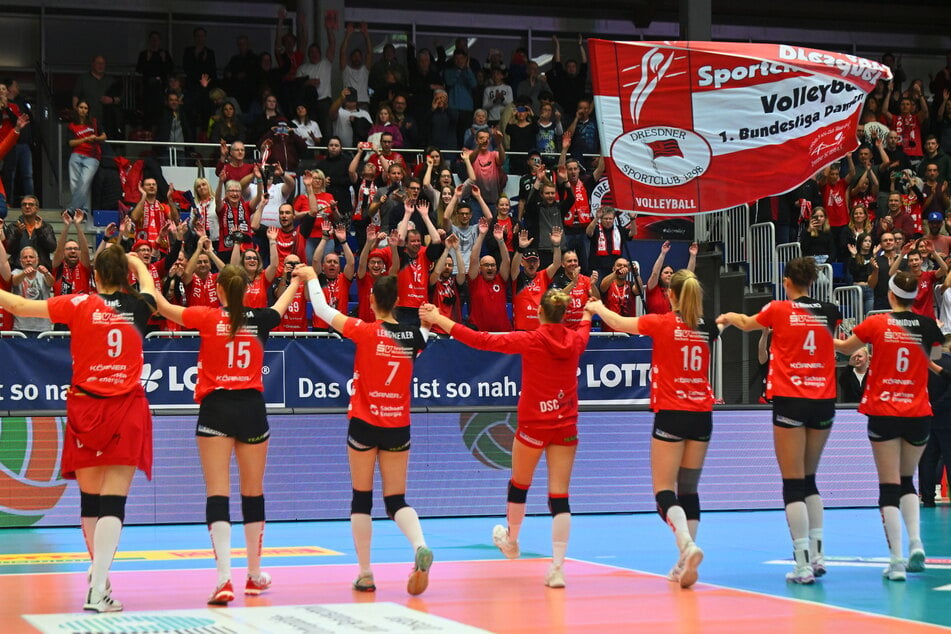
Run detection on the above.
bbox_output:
[344,317,427,428]
[755,297,841,400]
[181,306,280,402]
[853,311,943,417]
[638,312,719,412]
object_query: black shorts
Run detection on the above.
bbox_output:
[772,396,835,430]
[867,415,931,446]
[652,410,712,442]
[348,417,411,452]
[197,389,270,444]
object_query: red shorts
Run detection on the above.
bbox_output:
[515,423,579,449]
[62,385,153,480]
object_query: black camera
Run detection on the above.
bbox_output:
[262,164,276,185]
[224,231,252,248]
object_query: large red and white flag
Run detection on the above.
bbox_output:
[590,40,891,215]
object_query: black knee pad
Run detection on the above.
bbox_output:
[654,489,678,522]
[384,494,408,519]
[879,483,901,508]
[99,495,127,523]
[548,495,570,516]
[206,495,231,525]
[900,476,917,497]
[508,480,529,504]
[351,489,373,515]
[804,473,819,497]
[782,478,806,506]
[241,495,265,524]
[80,491,100,518]
[679,492,701,521]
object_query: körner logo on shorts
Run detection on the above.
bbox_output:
[610,126,711,188]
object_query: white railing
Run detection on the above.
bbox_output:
[694,205,750,269]
[748,222,776,291]
[832,285,864,336]
[812,263,834,302]
[774,242,803,300]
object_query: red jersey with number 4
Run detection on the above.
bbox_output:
[47,292,154,396]
[181,306,280,402]
[853,311,943,417]
[344,317,427,428]
[638,312,718,412]
[755,297,841,400]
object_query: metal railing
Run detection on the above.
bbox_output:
[694,205,749,269]
[812,263,834,302]
[748,222,776,291]
[832,285,864,336]
[774,242,802,300]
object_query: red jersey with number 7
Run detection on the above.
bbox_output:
[853,311,943,417]
[755,297,841,400]
[181,306,280,402]
[343,317,427,428]
[638,312,719,412]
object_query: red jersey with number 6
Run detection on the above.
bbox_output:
[853,311,943,417]
[755,297,841,400]
[344,317,427,428]
[181,306,280,402]
[638,312,718,412]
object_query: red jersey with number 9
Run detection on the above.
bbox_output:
[638,312,718,412]
[755,297,841,400]
[853,311,943,417]
[182,306,280,402]
[344,317,427,428]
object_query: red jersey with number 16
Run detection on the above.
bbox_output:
[638,312,719,412]
[181,306,280,402]
[344,317,427,428]
[853,311,943,417]
[755,297,841,400]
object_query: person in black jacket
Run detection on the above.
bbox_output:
[921,338,951,506]
[837,345,869,403]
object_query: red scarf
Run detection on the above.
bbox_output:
[596,222,621,256]
[564,180,592,227]
[353,179,377,222]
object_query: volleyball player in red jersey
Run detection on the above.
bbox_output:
[155,264,300,605]
[0,244,155,612]
[297,265,434,595]
[420,289,592,588]
[834,271,943,581]
[718,257,842,584]
[586,269,718,588]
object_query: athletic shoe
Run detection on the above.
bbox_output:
[883,559,906,581]
[208,580,235,605]
[407,546,433,596]
[678,543,704,589]
[811,554,827,578]
[667,561,684,584]
[492,525,520,559]
[84,587,122,613]
[245,571,272,595]
[785,565,816,585]
[352,572,376,592]
[544,564,566,588]
[86,566,111,593]
[907,547,926,573]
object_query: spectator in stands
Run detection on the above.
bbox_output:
[516,61,551,113]
[366,131,408,179]
[290,104,322,147]
[315,137,352,217]
[330,87,372,148]
[11,245,53,335]
[296,17,335,135]
[483,67,512,126]
[921,162,951,217]
[422,89,456,151]
[339,23,373,106]
[407,44,443,123]
[917,135,951,184]
[937,90,951,154]
[52,210,92,297]
[390,93,418,150]
[442,185,492,275]
[393,201,442,325]
[799,207,838,264]
[216,177,261,257]
[183,236,226,307]
[921,336,951,507]
[0,78,33,204]
[598,258,642,332]
[273,6,304,111]
[647,241,698,315]
[444,49,478,146]
[73,56,121,139]
[849,148,879,217]
[846,232,877,313]
[843,204,873,258]
[859,96,886,125]
[565,97,599,164]
[925,211,951,258]
[837,345,869,404]
[587,207,636,282]
[888,242,948,318]
[370,42,408,98]
[5,195,55,270]
[882,81,928,163]
[228,227,279,309]
[369,105,404,148]
[0,224,10,330]
[466,129,506,211]
[505,101,538,176]
[272,254,308,333]
[883,190,918,240]
[355,227,397,323]
[466,220,511,332]
[131,177,180,245]
[535,102,563,156]
[548,35,588,122]
[559,137,598,270]
[549,250,598,330]
[876,130,912,210]
[428,233,467,334]
[67,101,106,218]
[215,140,255,193]
[137,31,175,128]
[872,231,901,310]
[209,101,246,144]
[818,158,854,246]
[182,27,217,129]
[521,177,569,268]
[248,92,282,143]
[155,92,195,165]
[511,227,563,331]
[223,35,257,110]
[259,116,308,172]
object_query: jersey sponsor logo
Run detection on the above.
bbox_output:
[653,428,683,441]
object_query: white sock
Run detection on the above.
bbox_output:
[507,502,527,542]
[351,514,373,575]
[785,501,809,541]
[81,516,97,559]
[805,494,823,556]
[244,521,264,578]
[666,505,692,551]
[551,513,571,568]
[90,516,122,594]
[899,494,921,547]
[209,521,232,585]
[393,506,426,551]
[881,506,903,560]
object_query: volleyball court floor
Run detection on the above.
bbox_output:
[1,506,950,632]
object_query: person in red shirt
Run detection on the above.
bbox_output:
[646,241,698,314]
[394,199,442,325]
[311,221,356,330]
[365,131,408,177]
[52,210,92,296]
[0,245,156,612]
[588,270,719,589]
[420,289,591,588]
[598,257,643,332]
[155,264,300,605]
[512,227,563,331]
[299,267,433,596]
[428,233,467,334]
[216,178,262,257]
[718,257,842,585]
[887,244,948,318]
[130,177,180,244]
[550,250,598,330]
[466,220,512,332]
[183,237,227,308]
[228,226,279,309]
[272,254,308,332]
[251,200,315,278]
[356,226,397,323]
[0,228,12,330]
[67,100,106,216]
[214,140,255,192]
[818,157,855,244]
[835,270,943,581]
